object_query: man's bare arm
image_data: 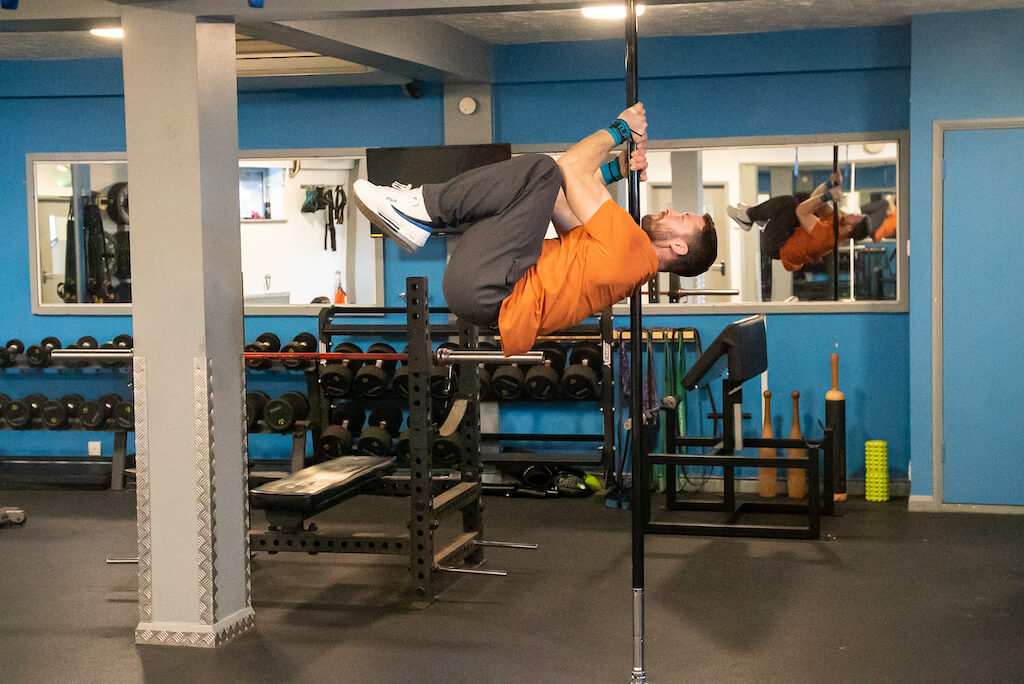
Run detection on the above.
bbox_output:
[556,104,647,225]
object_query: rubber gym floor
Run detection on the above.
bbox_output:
[1,489,1022,683]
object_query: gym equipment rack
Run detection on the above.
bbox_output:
[1,351,134,490]
[249,276,529,605]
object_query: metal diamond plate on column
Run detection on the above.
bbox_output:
[135,611,255,648]
[134,357,153,624]
[240,365,252,603]
[194,358,215,625]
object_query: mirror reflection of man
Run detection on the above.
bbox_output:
[728,171,871,271]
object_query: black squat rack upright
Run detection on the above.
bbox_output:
[249,276,537,606]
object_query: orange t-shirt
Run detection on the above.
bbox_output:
[780,212,836,272]
[498,200,658,356]
[873,212,897,241]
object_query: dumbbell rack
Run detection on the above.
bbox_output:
[308,276,490,604]
[0,355,134,490]
[484,311,616,472]
[244,358,322,479]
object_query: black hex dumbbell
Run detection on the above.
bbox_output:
[3,393,48,428]
[40,393,85,429]
[244,332,282,370]
[562,342,603,400]
[432,432,465,468]
[390,346,412,398]
[0,339,24,368]
[99,334,133,367]
[25,337,62,368]
[245,390,270,432]
[524,341,566,400]
[357,401,403,456]
[112,399,135,430]
[315,402,365,463]
[320,342,363,396]
[263,391,310,432]
[353,342,398,398]
[491,362,524,400]
[279,332,318,371]
[475,341,500,399]
[79,394,123,430]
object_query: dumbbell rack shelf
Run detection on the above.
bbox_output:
[483,314,616,471]
[2,355,134,490]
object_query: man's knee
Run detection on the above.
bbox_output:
[517,153,561,185]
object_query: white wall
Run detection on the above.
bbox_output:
[238,158,379,305]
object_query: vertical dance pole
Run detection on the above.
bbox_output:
[832,145,840,301]
[625,2,647,682]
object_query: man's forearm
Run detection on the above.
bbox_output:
[560,130,618,179]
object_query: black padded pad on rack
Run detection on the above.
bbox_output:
[681,314,767,390]
[250,455,394,514]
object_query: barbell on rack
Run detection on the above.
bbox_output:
[51,347,545,367]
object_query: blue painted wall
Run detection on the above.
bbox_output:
[1,24,914,478]
[907,9,1024,498]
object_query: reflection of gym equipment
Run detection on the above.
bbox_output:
[647,314,836,539]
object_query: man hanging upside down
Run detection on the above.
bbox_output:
[726,171,872,272]
[354,103,718,355]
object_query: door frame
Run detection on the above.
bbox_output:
[928,117,1024,514]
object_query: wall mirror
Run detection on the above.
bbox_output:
[637,133,907,311]
[518,131,907,313]
[27,150,382,314]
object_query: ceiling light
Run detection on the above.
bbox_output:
[90,27,123,39]
[582,5,645,20]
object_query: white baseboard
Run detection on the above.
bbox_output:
[907,495,1023,514]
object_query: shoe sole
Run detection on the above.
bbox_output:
[354,191,419,254]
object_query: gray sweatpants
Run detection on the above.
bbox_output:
[426,153,562,327]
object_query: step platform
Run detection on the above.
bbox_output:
[250,456,394,528]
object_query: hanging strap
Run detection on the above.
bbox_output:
[323,188,337,252]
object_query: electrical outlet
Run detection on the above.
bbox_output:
[88,441,101,456]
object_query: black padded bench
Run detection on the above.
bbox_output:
[251,455,394,530]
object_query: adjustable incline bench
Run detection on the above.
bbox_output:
[250,455,395,532]
[646,314,835,539]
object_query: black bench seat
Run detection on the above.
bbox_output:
[250,455,394,519]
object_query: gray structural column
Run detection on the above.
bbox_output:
[122,9,254,647]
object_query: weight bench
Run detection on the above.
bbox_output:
[647,314,834,539]
[250,455,394,531]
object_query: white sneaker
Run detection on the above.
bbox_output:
[727,204,753,230]
[353,180,435,253]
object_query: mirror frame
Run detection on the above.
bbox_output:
[26,148,384,316]
[514,129,909,314]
